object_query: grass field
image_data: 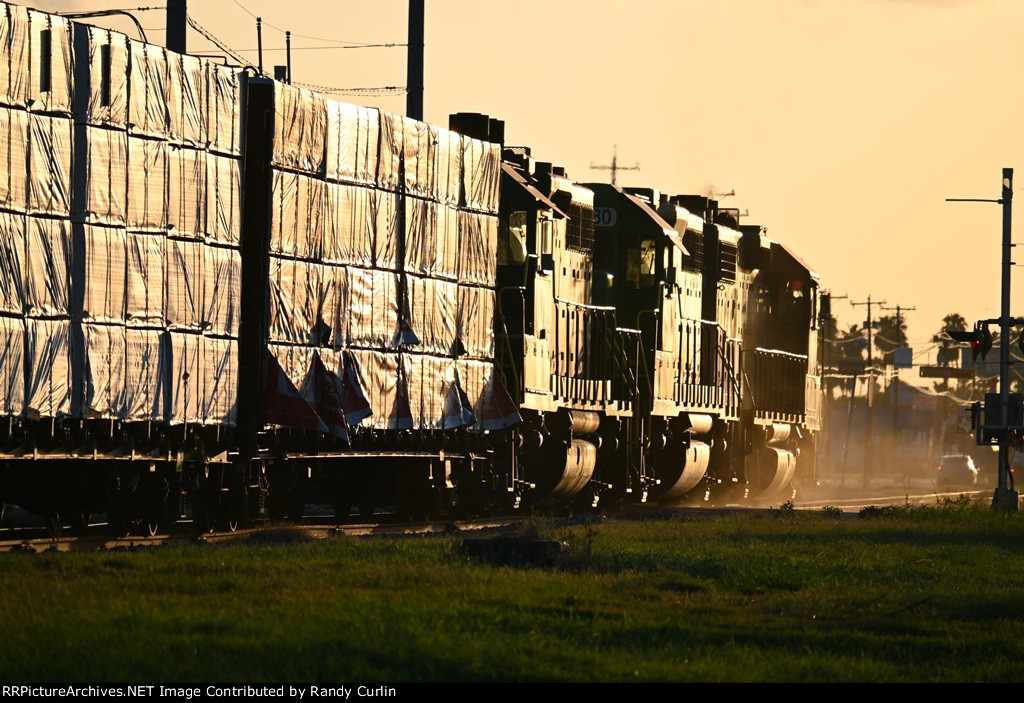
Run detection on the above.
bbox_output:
[2,497,1023,683]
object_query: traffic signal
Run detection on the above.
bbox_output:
[947,323,993,362]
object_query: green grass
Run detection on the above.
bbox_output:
[2,500,1024,682]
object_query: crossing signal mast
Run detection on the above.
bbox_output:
[946,168,1021,510]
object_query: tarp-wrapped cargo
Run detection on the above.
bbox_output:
[123,326,164,421]
[457,211,498,286]
[345,266,399,349]
[455,358,490,430]
[28,10,73,115]
[207,63,242,157]
[26,316,71,419]
[268,342,314,403]
[82,125,128,225]
[28,113,72,216]
[0,3,30,109]
[201,334,237,426]
[165,237,204,330]
[321,182,374,266]
[403,119,437,200]
[458,284,495,360]
[272,84,326,176]
[0,210,22,315]
[0,313,23,416]
[436,128,462,207]
[168,53,206,147]
[405,199,459,280]
[406,274,456,356]
[372,188,399,270]
[204,244,240,337]
[348,348,397,430]
[26,217,70,317]
[270,171,324,259]
[126,136,167,232]
[376,111,402,193]
[206,154,240,245]
[126,231,164,327]
[318,263,347,345]
[80,321,126,419]
[267,255,315,345]
[167,145,206,238]
[462,137,501,214]
[128,40,169,139]
[76,25,130,128]
[0,106,29,212]
[326,100,378,187]
[81,223,127,323]
[166,330,200,424]
[403,353,449,429]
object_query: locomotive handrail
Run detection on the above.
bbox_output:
[635,309,659,399]
[553,296,619,313]
[495,285,526,396]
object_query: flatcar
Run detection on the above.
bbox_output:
[0,3,822,535]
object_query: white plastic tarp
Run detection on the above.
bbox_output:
[166,330,200,425]
[126,136,168,231]
[207,63,241,156]
[267,255,314,344]
[348,348,397,431]
[376,111,402,192]
[124,326,164,421]
[128,40,169,139]
[326,100,379,186]
[0,210,23,315]
[436,128,462,207]
[26,316,71,419]
[26,217,70,317]
[458,284,495,360]
[457,211,498,287]
[406,274,456,356]
[206,154,240,245]
[80,26,129,128]
[28,10,73,115]
[0,107,29,213]
[81,321,126,419]
[168,53,206,147]
[205,244,240,337]
[321,182,373,266]
[372,188,399,270]
[318,263,347,346]
[126,232,165,327]
[272,84,326,175]
[0,313,23,417]
[83,125,128,226]
[455,358,489,430]
[406,199,458,280]
[167,145,206,239]
[270,172,324,259]
[296,174,324,260]
[82,224,127,323]
[403,119,436,200]
[462,138,501,214]
[165,237,204,330]
[268,342,314,399]
[201,334,237,426]
[0,3,29,108]
[28,113,72,216]
[403,353,450,429]
[344,266,398,349]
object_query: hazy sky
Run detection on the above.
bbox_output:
[30,0,1024,365]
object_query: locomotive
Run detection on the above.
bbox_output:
[0,3,822,535]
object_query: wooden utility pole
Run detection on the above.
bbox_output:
[406,0,424,120]
[590,145,639,186]
[881,303,915,472]
[851,295,885,488]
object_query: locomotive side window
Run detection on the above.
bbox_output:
[498,210,527,265]
[539,219,554,271]
[627,237,656,289]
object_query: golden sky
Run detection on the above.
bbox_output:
[33,0,1024,362]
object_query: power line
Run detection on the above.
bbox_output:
[227,0,401,45]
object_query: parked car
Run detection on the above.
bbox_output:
[937,454,979,485]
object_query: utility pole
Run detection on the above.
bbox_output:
[166,0,187,54]
[851,295,885,488]
[820,291,847,483]
[590,145,639,187]
[880,303,915,472]
[946,168,1020,510]
[406,0,424,120]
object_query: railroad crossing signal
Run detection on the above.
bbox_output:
[947,323,993,362]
